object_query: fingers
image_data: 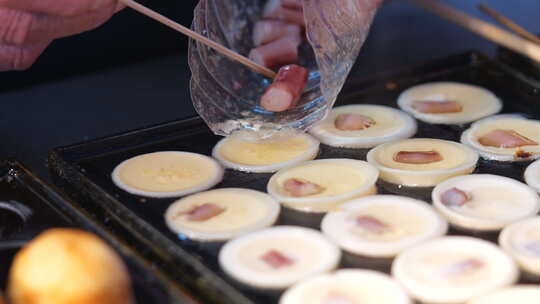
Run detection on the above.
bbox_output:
[115,3,126,13]
[26,4,117,44]
[0,8,34,46]
[0,1,119,70]
[0,4,117,46]
[0,41,50,71]
[0,0,117,17]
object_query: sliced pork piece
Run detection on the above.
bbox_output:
[253,20,302,47]
[249,34,302,68]
[323,293,354,304]
[260,250,294,268]
[180,203,225,222]
[355,215,392,234]
[412,100,462,114]
[334,113,375,131]
[394,150,443,164]
[261,64,309,112]
[478,129,538,148]
[440,188,469,207]
[439,259,485,278]
[283,177,324,197]
[263,0,305,27]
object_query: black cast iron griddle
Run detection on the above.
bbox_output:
[0,159,197,303]
[497,33,540,86]
[48,51,540,304]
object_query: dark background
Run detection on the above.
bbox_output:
[1,0,540,180]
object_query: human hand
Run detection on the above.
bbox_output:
[0,0,123,71]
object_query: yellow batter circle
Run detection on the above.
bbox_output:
[212,132,320,173]
[112,151,223,198]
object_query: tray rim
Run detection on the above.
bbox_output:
[48,50,540,304]
[0,158,197,304]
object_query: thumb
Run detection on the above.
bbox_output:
[115,2,126,13]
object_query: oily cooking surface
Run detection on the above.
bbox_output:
[52,54,540,304]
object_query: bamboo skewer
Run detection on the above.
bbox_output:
[409,0,540,63]
[119,0,277,79]
[478,3,540,46]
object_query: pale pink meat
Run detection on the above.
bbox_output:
[253,20,302,47]
[283,178,324,197]
[393,150,443,164]
[334,113,375,131]
[282,0,304,10]
[440,187,469,207]
[179,203,225,222]
[439,259,485,278]
[355,215,392,234]
[478,129,538,148]
[260,250,294,268]
[248,34,302,68]
[412,100,462,114]
[323,293,354,304]
[263,0,305,27]
[260,64,309,112]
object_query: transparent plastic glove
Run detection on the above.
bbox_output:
[188,0,381,138]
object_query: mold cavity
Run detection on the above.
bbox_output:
[0,201,30,239]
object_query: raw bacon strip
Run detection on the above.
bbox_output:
[260,250,294,269]
[179,203,225,222]
[412,100,462,114]
[394,150,443,164]
[356,215,392,234]
[334,113,375,131]
[283,178,324,197]
[263,0,305,27]
[439,259,485,278]
[524,240,540,255]
[260,64,309,112]
[253,20,302,47]
[440,188,469,207]
[249,34,302,68]
[282,0,304,10]
[478,129,538,148]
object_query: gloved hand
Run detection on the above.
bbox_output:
[0,0,123,71]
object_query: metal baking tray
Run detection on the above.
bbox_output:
[48,51,540,303]
[497,38,540,87]
[0,159,195,303]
